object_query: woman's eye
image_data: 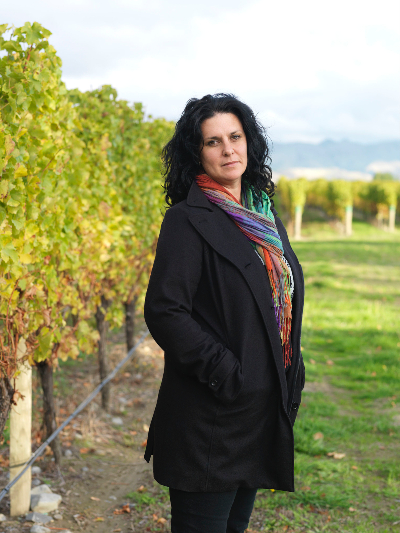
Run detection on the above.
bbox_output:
[232,135,241,140]
[207,140,217,146]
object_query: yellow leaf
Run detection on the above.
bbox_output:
[14,165,28,178]
[19,253,33,264]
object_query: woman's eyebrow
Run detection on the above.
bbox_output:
[204,130,242,140]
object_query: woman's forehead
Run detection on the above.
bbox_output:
[201,113,243,138]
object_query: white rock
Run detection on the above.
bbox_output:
[0,513,6,521]
[109,495,117,500]
[111,416,123,425]
[31,485,53,495]
[31,493,62,513]
[32,478,41,486]
[64,449,73,457]
[25,512,52,524]
[82,466,89,472]
[53,514,63,520]
[31,466,42,475]
[30,526,51,533]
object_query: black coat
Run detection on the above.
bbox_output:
[144,181,305,492]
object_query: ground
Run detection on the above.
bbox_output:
[0,219,399,532]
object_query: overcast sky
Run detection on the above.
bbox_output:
[3,0,400,143]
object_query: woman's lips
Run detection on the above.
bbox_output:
[223,161,239,167]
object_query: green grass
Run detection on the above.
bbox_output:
[248,220,400,532]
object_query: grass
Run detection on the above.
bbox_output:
[247,219,400,532]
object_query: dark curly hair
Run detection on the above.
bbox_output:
[162,93,275,206]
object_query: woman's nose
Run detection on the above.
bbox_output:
[222,142,234,155]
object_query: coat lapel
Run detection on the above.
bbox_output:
[187,182,289,408]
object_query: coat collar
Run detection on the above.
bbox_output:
[187,180,214,211]
[187,181,291,408]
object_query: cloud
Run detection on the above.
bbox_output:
[2,0,400,143]
[366,161,400,176]
[275,168,373,181]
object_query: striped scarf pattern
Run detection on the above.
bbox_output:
[196,174,293,368]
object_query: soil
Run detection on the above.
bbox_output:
[0,325,168,532]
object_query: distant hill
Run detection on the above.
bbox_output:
[270,140,400,172]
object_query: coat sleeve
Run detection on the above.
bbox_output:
[144,206,244,405]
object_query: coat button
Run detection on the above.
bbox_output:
[292,402,299,410]
[210,379,218,387]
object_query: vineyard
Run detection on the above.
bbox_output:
[0,21,399,530]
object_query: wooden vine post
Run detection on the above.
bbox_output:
[9,339,32,516]
[345,205,353,236]
[291,179,307,241]
[294,205,302,240]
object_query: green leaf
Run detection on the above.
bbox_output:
[1,245,18,263]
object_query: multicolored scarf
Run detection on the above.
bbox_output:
[196,174,292,368]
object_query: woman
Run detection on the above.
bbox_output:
[144,94,305,533]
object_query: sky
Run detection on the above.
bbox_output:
[2,0,400,144]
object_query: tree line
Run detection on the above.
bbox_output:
[276,176,399,238]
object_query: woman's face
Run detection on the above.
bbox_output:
[199,113,247,187]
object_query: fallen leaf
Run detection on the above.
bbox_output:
[327,451,346,459]
[94,517,104,521]
[79,448,91,453]
[301,486,311,491]
[351,465,358,470]
[138,485,146,492]
[113,504,131,515]
[326,359,334,366]
[349,507,356,512]
[371,371,377,377]
[123,372,131,377]
[143,424,150,432]
[90,496,100,501]
[313,432,324,440]
[309,359,316,365]
[158,517,167,524]
[141,439,147,447]
[113,530,122,532]
[153,514,159,521]
[130,430,137,436]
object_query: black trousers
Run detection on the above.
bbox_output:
[169,487,258,533]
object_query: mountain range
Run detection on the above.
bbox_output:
[270,140,400,173]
